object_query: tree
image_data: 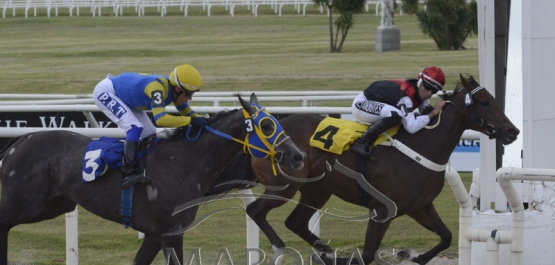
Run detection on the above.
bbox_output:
[401,0,418,14]
[403,0,478,50]
[313,0,367,53]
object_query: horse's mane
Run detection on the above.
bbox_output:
[442,74,478,102]
[417,85,464,115]
[442,86,463,101]
[166,108,241,141]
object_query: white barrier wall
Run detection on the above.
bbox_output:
[470,0,555,264]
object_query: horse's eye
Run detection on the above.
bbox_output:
[262,124,273,131]
[481,100,490,107]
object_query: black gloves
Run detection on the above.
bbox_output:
[418,105,435,115]
[191,116,209,128]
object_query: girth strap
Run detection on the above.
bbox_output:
[121,186,134,228]
[356,155,370,208]
[120,135,155,228]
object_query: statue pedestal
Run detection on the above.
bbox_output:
[375,26,400,52]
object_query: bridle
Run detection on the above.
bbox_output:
[188,104,289,175]
[444,85,498,139]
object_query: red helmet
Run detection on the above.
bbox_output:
[418,66,445,93]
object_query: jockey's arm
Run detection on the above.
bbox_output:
[174,102,201,118]
[145,82,192,127]
[397,96,428,134]
[401,113,430,134]
[401,100,445,134]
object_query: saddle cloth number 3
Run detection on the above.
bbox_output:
[83,149,102,182]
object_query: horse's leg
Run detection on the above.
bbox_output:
[246,158,307,265]
[246,187,299,265]
[161,234,184,265]
[355,216,393,265]
[246,179,304,265]
[0,200,17,265]
[0,226,10,265]
[405,203,452,265]
[0,162,74,265]
[285,183,333,254]
[133,234,162,265]
[0,196,76,265]
[315,210,392,265]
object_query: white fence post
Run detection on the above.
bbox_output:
[238,189,259,265]
[65,208,79,265]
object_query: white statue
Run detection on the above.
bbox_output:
[379,0,396,28]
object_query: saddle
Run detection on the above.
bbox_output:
[82,136,158,182]
[309,117,400,155]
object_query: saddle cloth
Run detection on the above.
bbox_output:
[82,136,159,182]
[309,117,400,155]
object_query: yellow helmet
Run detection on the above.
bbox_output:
[169,64,202,94]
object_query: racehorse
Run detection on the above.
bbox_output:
[208,75,520,265]
[0,94,306,265]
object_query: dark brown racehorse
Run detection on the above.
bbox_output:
[0,94,306,265]
[208,75,520,265]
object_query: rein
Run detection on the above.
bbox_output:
[425,85,497,139]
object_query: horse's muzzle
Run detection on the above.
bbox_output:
[275,150,306,172]
[290,151,306,171]
[500,127,520,145]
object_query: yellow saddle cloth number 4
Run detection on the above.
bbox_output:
[309,117,399,155]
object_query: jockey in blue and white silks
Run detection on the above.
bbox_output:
[92,64,209,189]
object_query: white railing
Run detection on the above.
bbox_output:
[447,167,555,265]
[1,0,323,17]
[2,0,474,18]
[0,90,450,107]
[0,95,357,107]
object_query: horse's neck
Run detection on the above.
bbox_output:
[196,115,247,192]
[166,113,247,195]
[405,105,467,165]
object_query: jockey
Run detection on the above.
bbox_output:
[92,64,209,189]
[350,66,447,161]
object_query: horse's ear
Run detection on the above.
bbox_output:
[460,74,471,89]
[238,95,254,114]
[469,75,478,85]
[250,93,259,105]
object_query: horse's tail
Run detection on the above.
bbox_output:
[0,136,21,160]
[204,152,257,196]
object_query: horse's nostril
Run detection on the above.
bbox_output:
[508,128,520,137]
[294,154,305,162]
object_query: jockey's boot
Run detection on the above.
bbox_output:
[121,140,148,189]
[350,117,395,161]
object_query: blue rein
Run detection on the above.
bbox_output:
[185,124,234,141]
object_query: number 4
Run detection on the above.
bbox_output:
[312,125,339,150]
